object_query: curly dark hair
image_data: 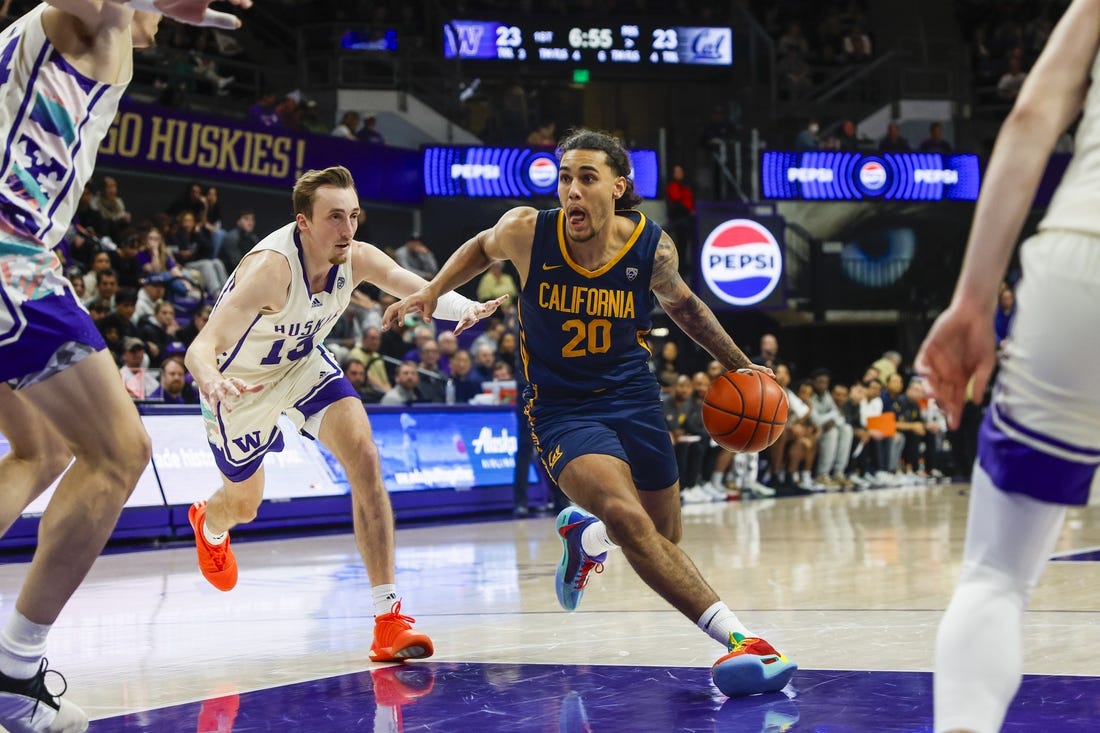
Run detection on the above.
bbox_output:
[556,128,643,210]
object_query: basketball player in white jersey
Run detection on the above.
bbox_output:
[916,2,1100,731]
[0,2,248,732]
[184,166,506,663]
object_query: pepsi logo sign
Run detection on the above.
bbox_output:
[527,155,558,190]
[700,219,783,307]
[858,160,887,190]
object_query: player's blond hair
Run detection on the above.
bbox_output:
[292,166,356,218]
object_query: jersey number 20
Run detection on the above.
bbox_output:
[561,318,611,358]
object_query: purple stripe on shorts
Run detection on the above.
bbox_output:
[979,409,1097,506]
[210,428,286,483]
[993,401,1100,458]
[292,370,357,430]
[0,290,104,382]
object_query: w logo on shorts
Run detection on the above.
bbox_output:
[231,431,263,452]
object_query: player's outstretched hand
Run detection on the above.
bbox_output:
[382,288,438,331]
[737,363,775,379]
[124,0,252,29]
[201,377,263,413]
[454,294,509,336]
[915,301,996,430]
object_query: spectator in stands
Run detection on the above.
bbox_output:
[447,349,481,403]
[177,304,212,347]
[170,210,227,296]
[74,182,107,244]
[995,284,1016,346]
[325,309,361,364]
[794,118,821,151]
[135,274,169,324]
[203,185,224,242]
[476,260,519,303]
[665,164,696,270]
[416,340,447,403]
[997,54,1028,101]
[168,181,210,222]
[218,210,258,272]
[300,100,327,134]
[348,326,392,394]
[471,342,497,385]
[871,349,902,384]
[189,31,234,95]
[767,364,814,493]
[109,232,144,289]
[654,340,683,390]
[919,122,954,154]
[65,220,100,274]
[82,251,112,298]
[401,324,435,363]
[332,110,360,140]
[496,330,518,367]
[436,330,458,375]
[158,355,200,404]
[470,317,506,358]
[91,176,131,242]
[833,382,871,488]
[809,369,853,488]
[835,119,861,151]
[778,49,813,100]
[393,233,438,280]
[841,24,873,63]
[752,333,786,372]
[778,22,811,60]
[67,268,86,301]
[343,358,377,403]
[112,288,141,340]
[878,122,911,153]
[276,89,302,130]
[357,113,385,145]
[381,361,425,406]
[138,300,181,364]
[89,268,119,310]
[665,375,704,502]
[861,377,898,480]
[247,90,281,129]
[119,337,157,400]
[88,299,111,325]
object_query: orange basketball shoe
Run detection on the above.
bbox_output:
[370,601,434,662]
[711,633,797,697]
[188,501,238,592]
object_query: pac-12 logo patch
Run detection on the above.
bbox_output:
[700,219,783,307]
[625,266,638,281]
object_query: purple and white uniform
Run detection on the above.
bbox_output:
[0,4,128,385]
[979,50,1100,506]
[201,222,357,482]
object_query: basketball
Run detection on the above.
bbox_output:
[702,369,789,453]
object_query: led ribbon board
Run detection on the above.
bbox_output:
[762,151,981,201]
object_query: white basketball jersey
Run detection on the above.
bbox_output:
[0,4,128,254]
[1039,48,1100,237]
[215,222,354,386]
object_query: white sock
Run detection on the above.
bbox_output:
[710,472,724,487]
[800,470,811,483]
[0,610,50,679]
[580,521,617,558]
[372,584,399,616]
[697,601,751,646]
[203,520,227,546]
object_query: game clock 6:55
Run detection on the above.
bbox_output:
[568,27,613,49]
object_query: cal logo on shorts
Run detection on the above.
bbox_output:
[547,444,564,468]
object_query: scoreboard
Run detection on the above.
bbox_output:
[443,19,732,69]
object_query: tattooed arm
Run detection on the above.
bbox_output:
[650,231,757,372]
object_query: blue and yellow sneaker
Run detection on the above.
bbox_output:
[711,633,797,697]
[554,507,606,612]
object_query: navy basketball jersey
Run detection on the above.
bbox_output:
[519,208,659,399]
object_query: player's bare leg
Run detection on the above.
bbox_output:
[318,397,432,661]
[0,385,72,536]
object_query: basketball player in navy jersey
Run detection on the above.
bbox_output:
[0,2,248,731]
[917,2,1100,731]
[384,129,796,698]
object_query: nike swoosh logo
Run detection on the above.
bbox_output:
[542,263,563,271]
[558,520,588,538]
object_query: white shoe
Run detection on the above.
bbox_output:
[700,483,729,502]
[743,480,775,497]
[0,660,88,733]
[681,486,710,505]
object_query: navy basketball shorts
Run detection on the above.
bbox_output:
[528,395,679,491]
[978,230,1100,505]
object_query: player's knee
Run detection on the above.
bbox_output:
[228,493,261,524]
[599,503,659,546]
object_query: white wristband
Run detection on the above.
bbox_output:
[435,291,477,321]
